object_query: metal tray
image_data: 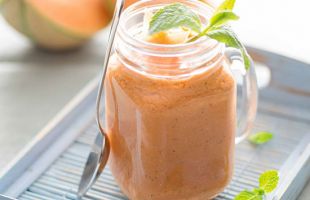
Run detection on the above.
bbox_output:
[0,47,309,200]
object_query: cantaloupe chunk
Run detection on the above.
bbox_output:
[143,10,197,69]
[147,28,192,45]
[143,6,195,45]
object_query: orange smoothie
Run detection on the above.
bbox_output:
[105,1,237,199]
[105,53,236,199]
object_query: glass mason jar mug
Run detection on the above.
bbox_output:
[105,0,257,199]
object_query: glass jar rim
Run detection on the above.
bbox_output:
[117,0,222,56]
[114,0,225,79]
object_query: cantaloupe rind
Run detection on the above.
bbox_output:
[1,0,110,50]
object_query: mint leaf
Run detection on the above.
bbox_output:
[249,131,273,144]
[259,170,279,193]
[209,11,239,29]
[215,0,236,13]
[234,190,263,200]
[149,3,201,35]
[207,27,251,69]
[234,170,279,199]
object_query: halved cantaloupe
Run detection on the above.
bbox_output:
[1,0,138,51]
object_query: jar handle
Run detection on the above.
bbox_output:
[225,48,258,144]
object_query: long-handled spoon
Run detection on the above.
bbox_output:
[77,0,125,198]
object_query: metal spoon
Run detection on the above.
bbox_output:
[77,0,125,198]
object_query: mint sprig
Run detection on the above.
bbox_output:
[149,3,201,34]
[249,131,273,145]
[148,0,252,70]
[234,170,279,200]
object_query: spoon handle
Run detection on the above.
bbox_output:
[78,0,125,198]
[96,0,125,136]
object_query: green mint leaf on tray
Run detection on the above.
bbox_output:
[149,3,201,34]
[253,188,265,196]
[148,0,252,70]
[234,170,279,199]
[259,170,279,193]
[249,131,273,144]
[234,190,263,200]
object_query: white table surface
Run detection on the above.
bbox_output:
[0,0,309,199]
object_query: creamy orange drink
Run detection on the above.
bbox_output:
[105,0,257,199]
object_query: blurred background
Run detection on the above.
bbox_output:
[0,0,309,198]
